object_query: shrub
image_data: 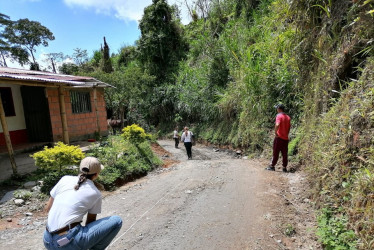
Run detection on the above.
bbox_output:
[40,169,77,194]
[317,208,357,249]
[13,189,32,200]
[87,135,162,191]
[121,124,151,145]
[31,142,85,173]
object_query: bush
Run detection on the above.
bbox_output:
[31,142,85,173]
[121,124,151,145]
[13,189,32,200]
[317,208,357,249]
[40,169,77,194]
[88,135,162,191]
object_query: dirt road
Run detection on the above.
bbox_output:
[0,140,320,249]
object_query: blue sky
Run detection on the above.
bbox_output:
[1,0,191,69]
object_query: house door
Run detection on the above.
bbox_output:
[21,86,53,142]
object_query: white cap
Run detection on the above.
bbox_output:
[79,157,104,174]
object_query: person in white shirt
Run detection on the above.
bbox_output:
[43,157,122,250]
[173,127,179,148]
[180,126,194,159]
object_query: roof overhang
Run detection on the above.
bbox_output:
[0,67,114,88]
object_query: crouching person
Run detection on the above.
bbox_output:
[43,157,122,250]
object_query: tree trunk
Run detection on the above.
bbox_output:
[1,51,8,67]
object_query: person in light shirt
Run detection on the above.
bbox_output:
[43,157,122,249]
[180,126,194,160]
[173,126,180,148]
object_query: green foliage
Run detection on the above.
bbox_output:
[138,0,187,83]
[100,37,113,73]
[284,223,296,237]
[31,142,85,174]
[40,169,77,194]
[317,208,357,249]
[59,62,79,75]
[121,124,151,145]
[88,136,162,190]
[13,189,32,200]
[3,18,55,65]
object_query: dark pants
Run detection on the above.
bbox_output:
[184,142,192,159]
[174,138,179,148]
[271,137,289,168]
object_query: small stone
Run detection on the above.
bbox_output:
[14,199,25,206]
[243,156,248,160]
[25,212,33,216]
[185,190,193,194]
[6,218,12,222]
[269,234,274,238]
[276,239,282,243]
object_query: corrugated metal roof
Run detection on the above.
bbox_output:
[0,67,112,88]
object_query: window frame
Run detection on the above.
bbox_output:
[0,87,16,117]
[70,90,92,114]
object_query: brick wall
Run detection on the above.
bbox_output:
[47,88,108,142]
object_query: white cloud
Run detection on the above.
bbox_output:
[63,0,192,24]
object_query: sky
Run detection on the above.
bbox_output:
[0,0,192,69]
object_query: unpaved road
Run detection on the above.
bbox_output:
[0,140,320,249]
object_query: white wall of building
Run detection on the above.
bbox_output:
[0,83,27,132]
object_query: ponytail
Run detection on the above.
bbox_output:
[74,173,87,190]
[74,171,96,190]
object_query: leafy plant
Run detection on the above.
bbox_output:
[31,142,85,174]
[121,124,151,145]
[40,169,77,194]
[13,189,32,200]
[317,208,357,249]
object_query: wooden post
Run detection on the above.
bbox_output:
[58,85,69,144]
[0,94,18,175]
[93,87,101,134]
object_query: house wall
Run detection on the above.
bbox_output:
[0,83,28,145]
[47,88,108,142]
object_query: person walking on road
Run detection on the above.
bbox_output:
[173,127,180,148]
[43,157,122,250]
[181,126,194,160]
[266,104,291,172]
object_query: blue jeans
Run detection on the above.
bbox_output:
[43,216,122,250]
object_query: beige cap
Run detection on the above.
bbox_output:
[79,157,104,174]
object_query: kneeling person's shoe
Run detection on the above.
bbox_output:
[265,166,275,171]
[282,168,288,173]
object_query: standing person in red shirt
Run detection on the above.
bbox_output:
[266,104,291,172]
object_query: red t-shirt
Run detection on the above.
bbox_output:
[276,113,291,140]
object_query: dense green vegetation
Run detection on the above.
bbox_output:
[1,0,374,248]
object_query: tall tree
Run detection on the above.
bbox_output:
[43,52,64,73]
[0,13,29,67]
[3,18,55,66]
[72,48,88,66]
[138,0,187,84]
[100,37,113,73]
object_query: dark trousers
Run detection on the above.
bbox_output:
[184,142,192,158]
[271,137,289,167]
[174,138,179,148]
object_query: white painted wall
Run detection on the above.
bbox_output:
[0,83,26,132]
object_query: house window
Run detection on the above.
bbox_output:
[0,87,16,117]
[70,91,92,114]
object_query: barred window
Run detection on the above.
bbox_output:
[70,91,92,114]
[0,87,16,117]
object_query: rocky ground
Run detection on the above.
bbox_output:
[0,140,320,249]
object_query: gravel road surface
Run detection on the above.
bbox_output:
[0,140,319,249]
